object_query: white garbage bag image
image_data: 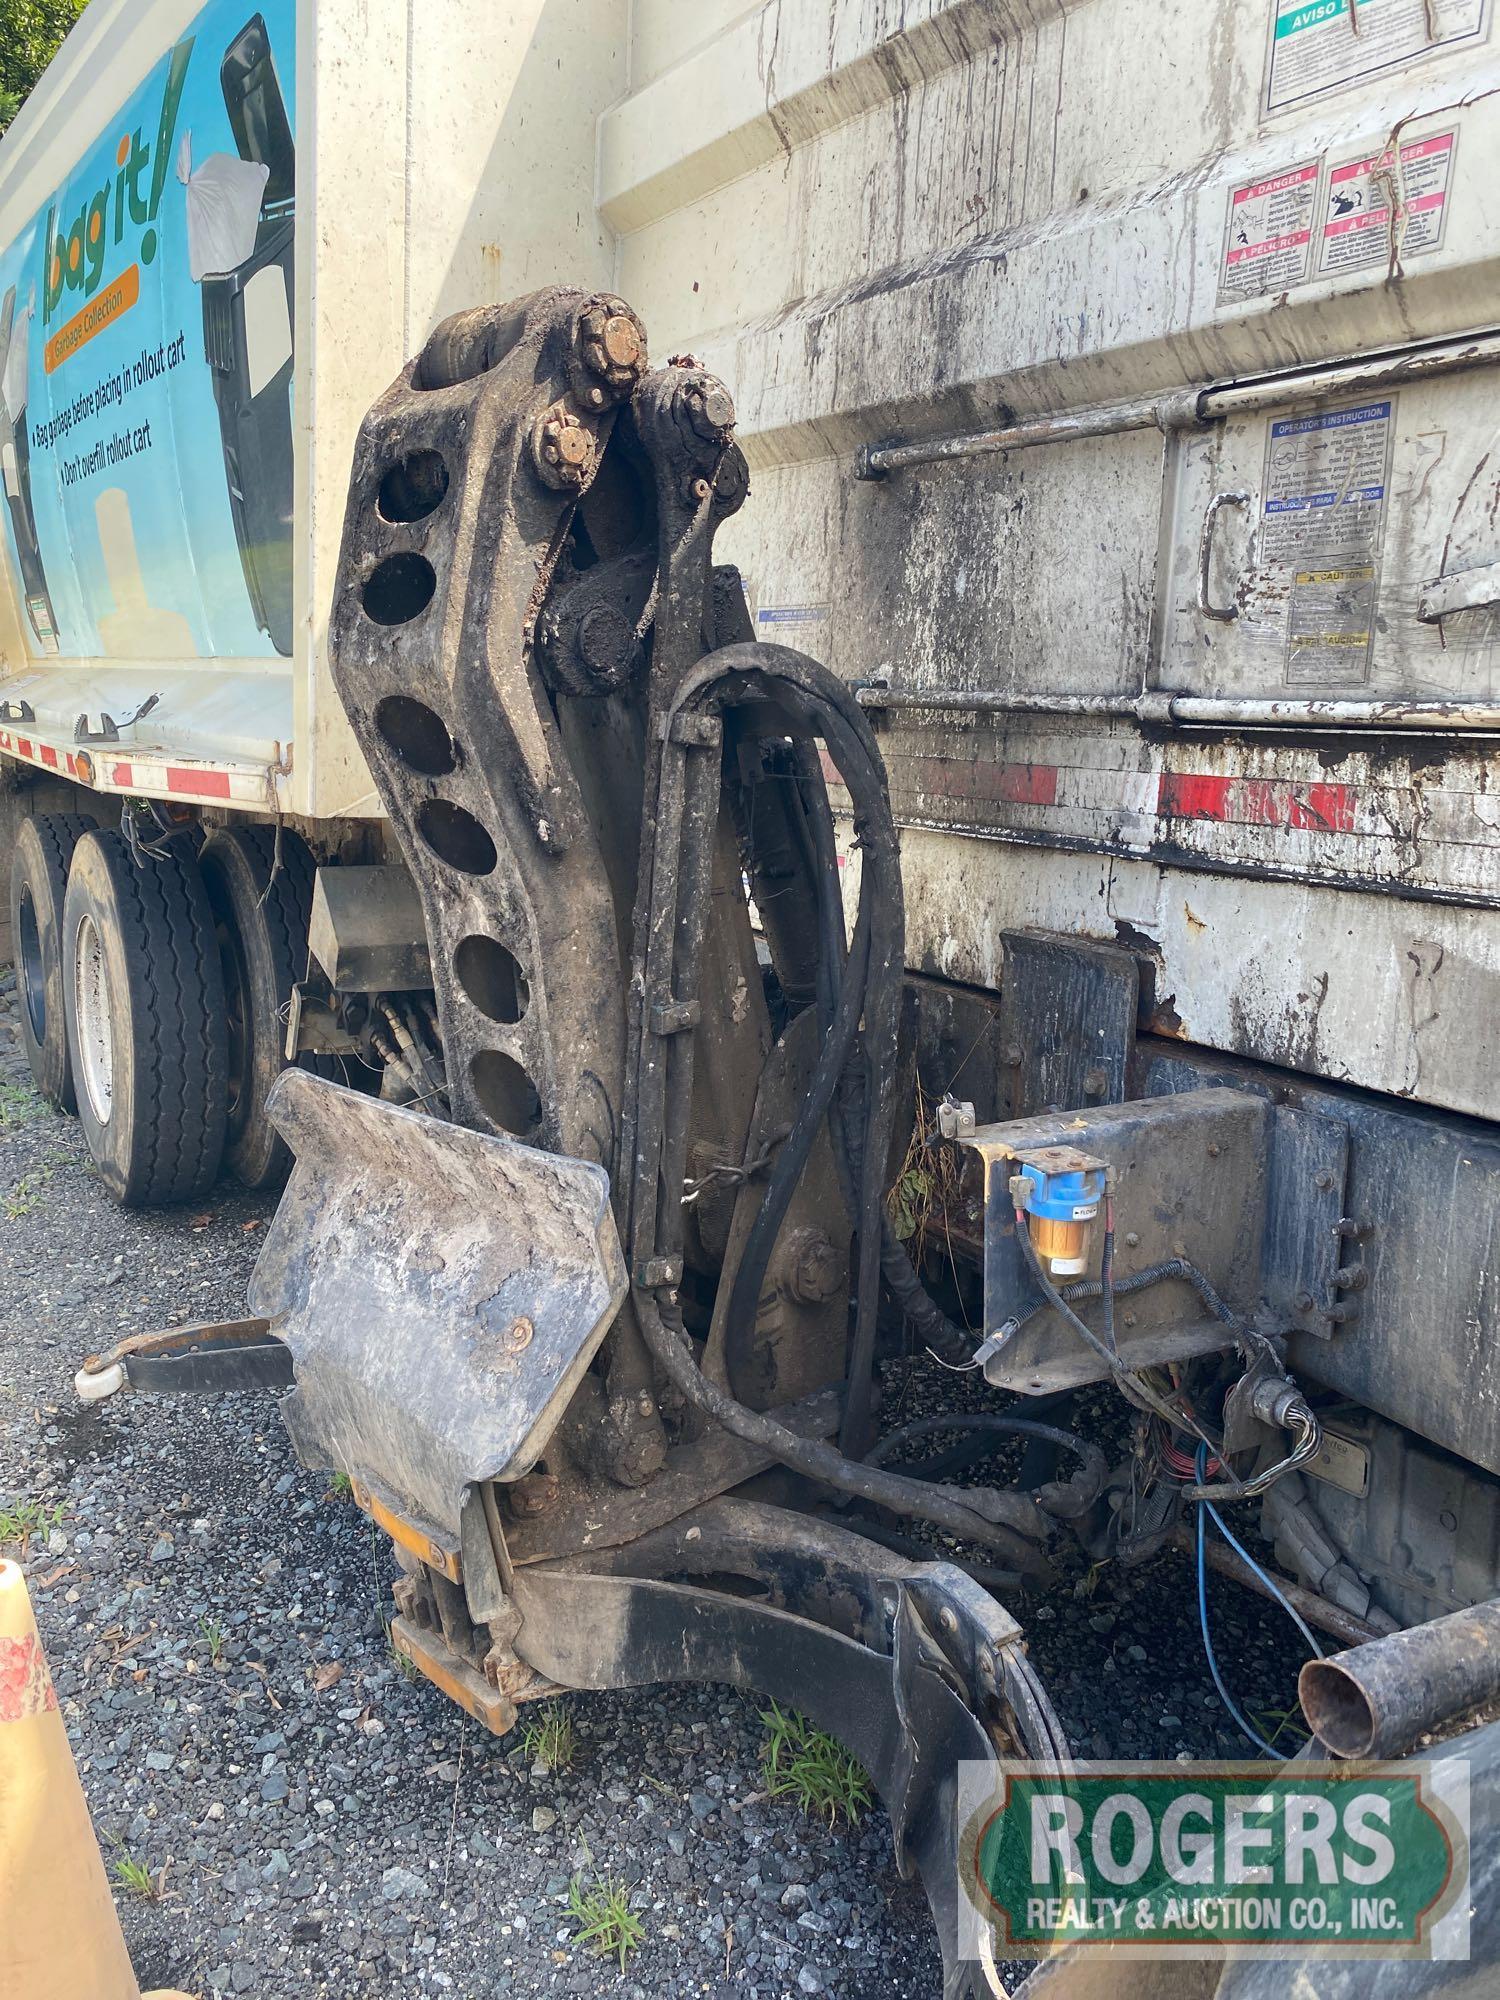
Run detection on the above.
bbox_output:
[177,130,270,282]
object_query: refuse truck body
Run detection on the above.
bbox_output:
[6,4,1500,1987]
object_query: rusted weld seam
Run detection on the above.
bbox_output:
[855,329,1500,478]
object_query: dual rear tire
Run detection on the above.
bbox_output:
[9,812,320,1206]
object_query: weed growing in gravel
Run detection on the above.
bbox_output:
[384,1621,418,1680]
[568,1872,644,1971]
[1254,1703,1312,1752]
[108,1842,164,1901]
[0,1079,46,1128]
[759,1700,871,1828]
[0,1498,64,1550]
[326,1471,352,1499]
[4,1167,53,1218]
[522,1700,577,1772]
[198,1615,226,1663]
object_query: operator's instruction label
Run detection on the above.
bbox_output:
[1219,161,1320,300]
[1319,129,1457,274]
[1261,400,1394,686]
[1265,0,1490,114]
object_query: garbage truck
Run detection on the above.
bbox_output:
[4,1,1499,1990]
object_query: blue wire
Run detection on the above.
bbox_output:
[1200,1494,1325,1662]
[1192,1442,1324,1760]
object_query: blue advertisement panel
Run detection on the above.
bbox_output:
[0,0,296,663]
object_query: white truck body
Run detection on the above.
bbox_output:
[0,0,621,820]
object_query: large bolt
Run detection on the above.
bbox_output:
[508,1471,561,1519]
[783,1227,843,1305]
[532,406,594,489]
[577,298,647,397]
[577,603,634,686]
[683,376,736,442]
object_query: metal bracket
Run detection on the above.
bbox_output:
[961,1089,1268,1393]
[998,929,1139,1119]
[75,1318,292,1402]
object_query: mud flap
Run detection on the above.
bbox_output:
[246,1069,627,1544]
[501,1499,1068,2000]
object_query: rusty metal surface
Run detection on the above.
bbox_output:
[1299,1596,1500,1759]
[250,1069,627,1542]
[962,1090,1268,1393]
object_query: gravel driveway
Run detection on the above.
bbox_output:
[0,970,1313,1999]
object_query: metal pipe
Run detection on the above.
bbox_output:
[853,684,1500,733]
[855,328,1500,479]
[1298,1597,1500,1759]
[1168,1525,1380,1651]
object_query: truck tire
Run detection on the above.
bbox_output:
[61,829,228,1206]
[198,823,322,1190]
[8,811,98,1112]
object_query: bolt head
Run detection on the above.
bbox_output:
[601,312,642,368]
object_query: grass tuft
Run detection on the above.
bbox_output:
[568,1872,644,1971]
[760,1700,871,1827]
[326,1471,352,1500]
[521,1700,577,1772]
[108,1841,164,1900]
[0,1079,46,1128]
[198,1615,226,1663]
[4,1166,53,1219]
[0,1497,63,1550]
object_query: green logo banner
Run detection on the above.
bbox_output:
[958,1761,1469,1973]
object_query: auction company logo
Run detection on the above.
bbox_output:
[957,1761,1469,1981]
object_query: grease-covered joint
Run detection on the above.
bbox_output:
[711,442,750,519]
[572,295,648,407]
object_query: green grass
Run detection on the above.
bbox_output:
[383,1620,417,1681]
[198,1615,226,1663]
[4,1166,53,1218]
[1253,1703,1312,1752]
[0,1498,64,1550]
[521,1700,577,1772]
[108,1842,162,1900]
[568,1872,644,1972]
[0,1078,46,1128]
[760,1700,871,1828]
[326,1471,352,1500]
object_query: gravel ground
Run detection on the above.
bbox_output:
[0,970,1315,1999]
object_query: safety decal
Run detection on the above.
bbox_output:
[1265,0,1489,116]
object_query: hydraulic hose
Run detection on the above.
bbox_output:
[631,1286,1053,1576]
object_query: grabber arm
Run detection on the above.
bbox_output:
[390,1497,1068,2000]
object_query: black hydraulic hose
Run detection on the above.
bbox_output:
[794,741,974,1365]
[866,1413,1105,1479]
[631,1287,1053,1576]
[867,1413,1108,1522]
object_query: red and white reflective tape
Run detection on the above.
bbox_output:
[0,726,277,809]
[825,746,1360,837]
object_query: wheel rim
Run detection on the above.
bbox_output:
[72,912,114,1125]
[18,884,45,1044]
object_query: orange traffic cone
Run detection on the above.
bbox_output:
[0,1558,194,2000]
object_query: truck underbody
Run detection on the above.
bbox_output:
[35,285,1494,1994]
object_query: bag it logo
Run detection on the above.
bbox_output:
[40,37,193,326]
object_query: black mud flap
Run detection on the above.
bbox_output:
[503,1498,1069,2000]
